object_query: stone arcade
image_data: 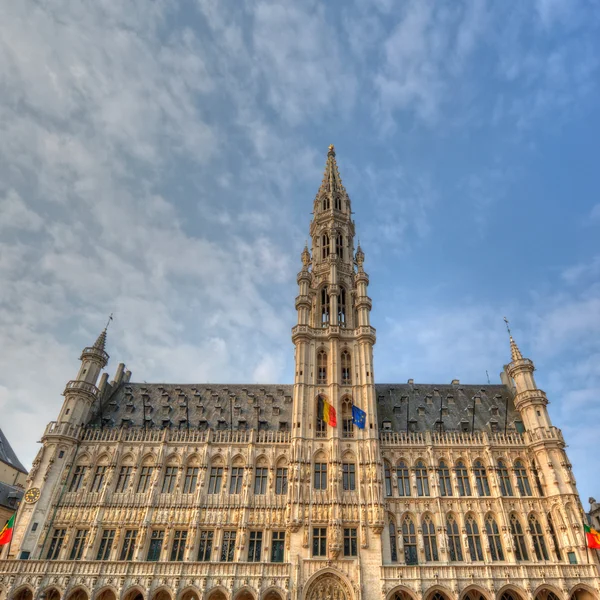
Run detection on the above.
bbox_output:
[0,146,598,600]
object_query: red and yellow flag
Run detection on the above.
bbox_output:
[317,396,337,427]
[584,524,600,549]
[0,514,15,546]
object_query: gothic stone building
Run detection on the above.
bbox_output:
[1,147,598,600]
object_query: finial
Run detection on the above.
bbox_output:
[104,313,114,332]
[504,317,523,361]
[328,144,335,156]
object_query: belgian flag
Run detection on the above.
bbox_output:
[317,396,337,427]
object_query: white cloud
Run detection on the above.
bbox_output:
[0,190,44,231]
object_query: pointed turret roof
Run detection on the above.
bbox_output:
[509,336,523,362]
[0,427,28,475]
[315,144,349,201]
[93,329,107,352]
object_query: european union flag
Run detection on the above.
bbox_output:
[352,404,366,429]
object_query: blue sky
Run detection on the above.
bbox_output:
[1,0,599,504]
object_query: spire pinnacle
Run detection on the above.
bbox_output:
[315,144,348,205]
[504,317,523,361]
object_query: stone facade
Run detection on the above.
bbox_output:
[0,146,598,600]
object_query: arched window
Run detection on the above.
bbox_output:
[341,350,351,383]
[547,512,562,561]
[397,460,411,497]
[320,287,330,326]
[389,520,398,562]
[485,514,504,561]
[422,514,438,561]
[322,195,330,211]
[334,195,341,211]
[335,232,344,258]
[322,234,330,259]
[455,460,471,496]
[415,461,429,496]
[514,460,532,496]
[402,515,418,565]
[446,513,463,561]
[465,514,484,561]
[497,459,513,496]
[438,460,452,496]
[500,593,520,600]
[315,395,327,438]
[317,351,327,384]
[531,460,544,496]
[384,462,393,497]
[337,287,347,327]
[510,513,529,561]
[473,460,490,496]
[341,398,353,438]
[529,514,549,560]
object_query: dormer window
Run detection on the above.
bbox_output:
[382,420,392,431]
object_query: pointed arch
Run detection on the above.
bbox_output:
[460,587,492,600]
[386,586,419,600]
[455,459,471,496]
[533,586,564,600]
[121,586,146,600]
[233,587,256,600]
[388,514,398,563]
[337,286,347,327]
[497,458,513,496]
[484,512,504,561]
[340,349,351,382]
[497,585,527,600]
[568,584,598,600]
[9,586,34,600]
[302,568,354,600]
[396,459,411,496]
[205,589,229,600]
[446,512,463,561]
[321,233,330,259]
[261,588,286,600]
[401,513,418,565]
[41,588,62,600]
[414,459,429,496]
[65,587,91,600]
[422,512,439,561]
[509,512,529,561]
[93,587,118,600]
[177,588,201,600]
[514,459,532,496]
[317,350,328,384]
[438,459,452,496]
[341,396,353,438]
[473,458,490,496]
[465,512,484,561]
[320,287,330,326]
[185,453,201,467]
[528,512,549,560]
[424,585,454,600]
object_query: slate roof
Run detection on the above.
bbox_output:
[89,381,519,434]
[0,428,27,474]
[0,481,23,511]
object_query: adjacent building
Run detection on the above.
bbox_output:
[0,428,27,529]
[0,146,598,600]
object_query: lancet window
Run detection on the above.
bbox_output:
[320,287,330,326]
[473,459,490,496]
[438,460,452,496]
[446,513,463,561]
[389,520,398,562]
[335,232,343,258]
[321,234,330,259]
[422,514,438,561]
[342,398,353,438]
[529,514,549,560]
[317,350,327,384]
[402,515,418,565]
[455,460,471,496]
[415,460,429,496]
[547,512,562,561]
[334,195,341,210]
[497,459,513,496]
[465,514,484,561]
[510,513,529,561]
[397,460,411,496]
[322,195,330,211]
[338,287,347,327]
[341,350,351,383]
[515,460,532,496]
[485,514,504,561]
[384,462,393,496]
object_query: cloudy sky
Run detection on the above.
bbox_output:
[1,0,599,503]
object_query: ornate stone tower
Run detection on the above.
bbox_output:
[289,145,384,590]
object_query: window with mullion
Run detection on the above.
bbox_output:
[183,467,199,493]
[389,521,398,562]
[197,530,213,561]
[136,466,153,493]
[120,529,138,561]
[161,466,178,493]
[422,515,438,561]
[275,468,288,495]
[271,531,285,562]
[69,529,88,560]
[221,531,236,562]
[314,463,327,490]
[115,466,132,493]
[465,515,484,561]
[514,460,532,496]
[510,514,529,561]
[415,461,430,496]
[473,460,490,497]
[343,528,357,556]
[312,527,327,556]
[402,516,418,565]
[455,461,471,496]
[147,530,164,562]
[485,516,504,561]
[438,461,452,496]
[342,463,356,491]
[529,515,549,560]
[69,466,87,492]
[46,528,66,560]
[90,466,107,493]
[254,467,268,495]
[230,467,244,494]
[208,467,223,494]
[497,460,513,496]
[396,461,410,496]
[170,530,187,561]
[446,515,463,561]
[96,529,116,560]
[248,531,263,562]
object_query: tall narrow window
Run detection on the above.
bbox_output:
[183,467,199,493]
[342,398,353,438]
[510,514,529,561]
[529,514,549,560]
[455,460,471,496]
[271,531,285,562]
[312,528,327,556]
[115,466,132,493]
[221,531,236,562]
[322,234,330,259]
[497,459,513,496]
[90,466,107,492]
[276,467,288,495]
[120,529,138,561]
[317,351,328,383]
[170,530,187,561]
[208,466,223,494]
[46,529,66,560]
[485,515,504,561]
[97,529,116,560]
[342,462,356,491]
[69,529,88,560]
[161,466,178,493]
[422,515,438,561]
[465,515,484,561]
[446,514,463,561]
[389,521,398,562]
[69,466,87,492]
[254,467,268,495]
[314,462,327,490]
[515,460,532,496]
[335,232,343,257]
[197,531,213,561]
[341,351,351,382]
[547,513,562,561]
[415,461,430,496]
[322,195,330,211]
[402,515,418,565]
[473,460,490,496]
[334,195,341,210]
[136,466,153,493]
[397,460,411,497]
[384,462,392,497]
[343,528,357,556]
[438,460,452,496]
[338,287,346,327]
[531,461,544,496]
[321,287,330,326]
[248,531,263,562]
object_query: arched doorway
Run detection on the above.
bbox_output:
[499,591,525,600]
[305,573,351,600]
[234,592,254,600]
[206,591,228,600]
[570,587,597,600]
[66,590,89,600]
[180,591,200,600]
[151,591,172,600]
[461,589,489,600]
[122,588,145,600]
[11,588,33,600]
[388,589,416,600]
[535,590,561,600]
[44,589,61,600]
[96,591,117,600]
[426,592,451,600]
[262,591,283,600]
